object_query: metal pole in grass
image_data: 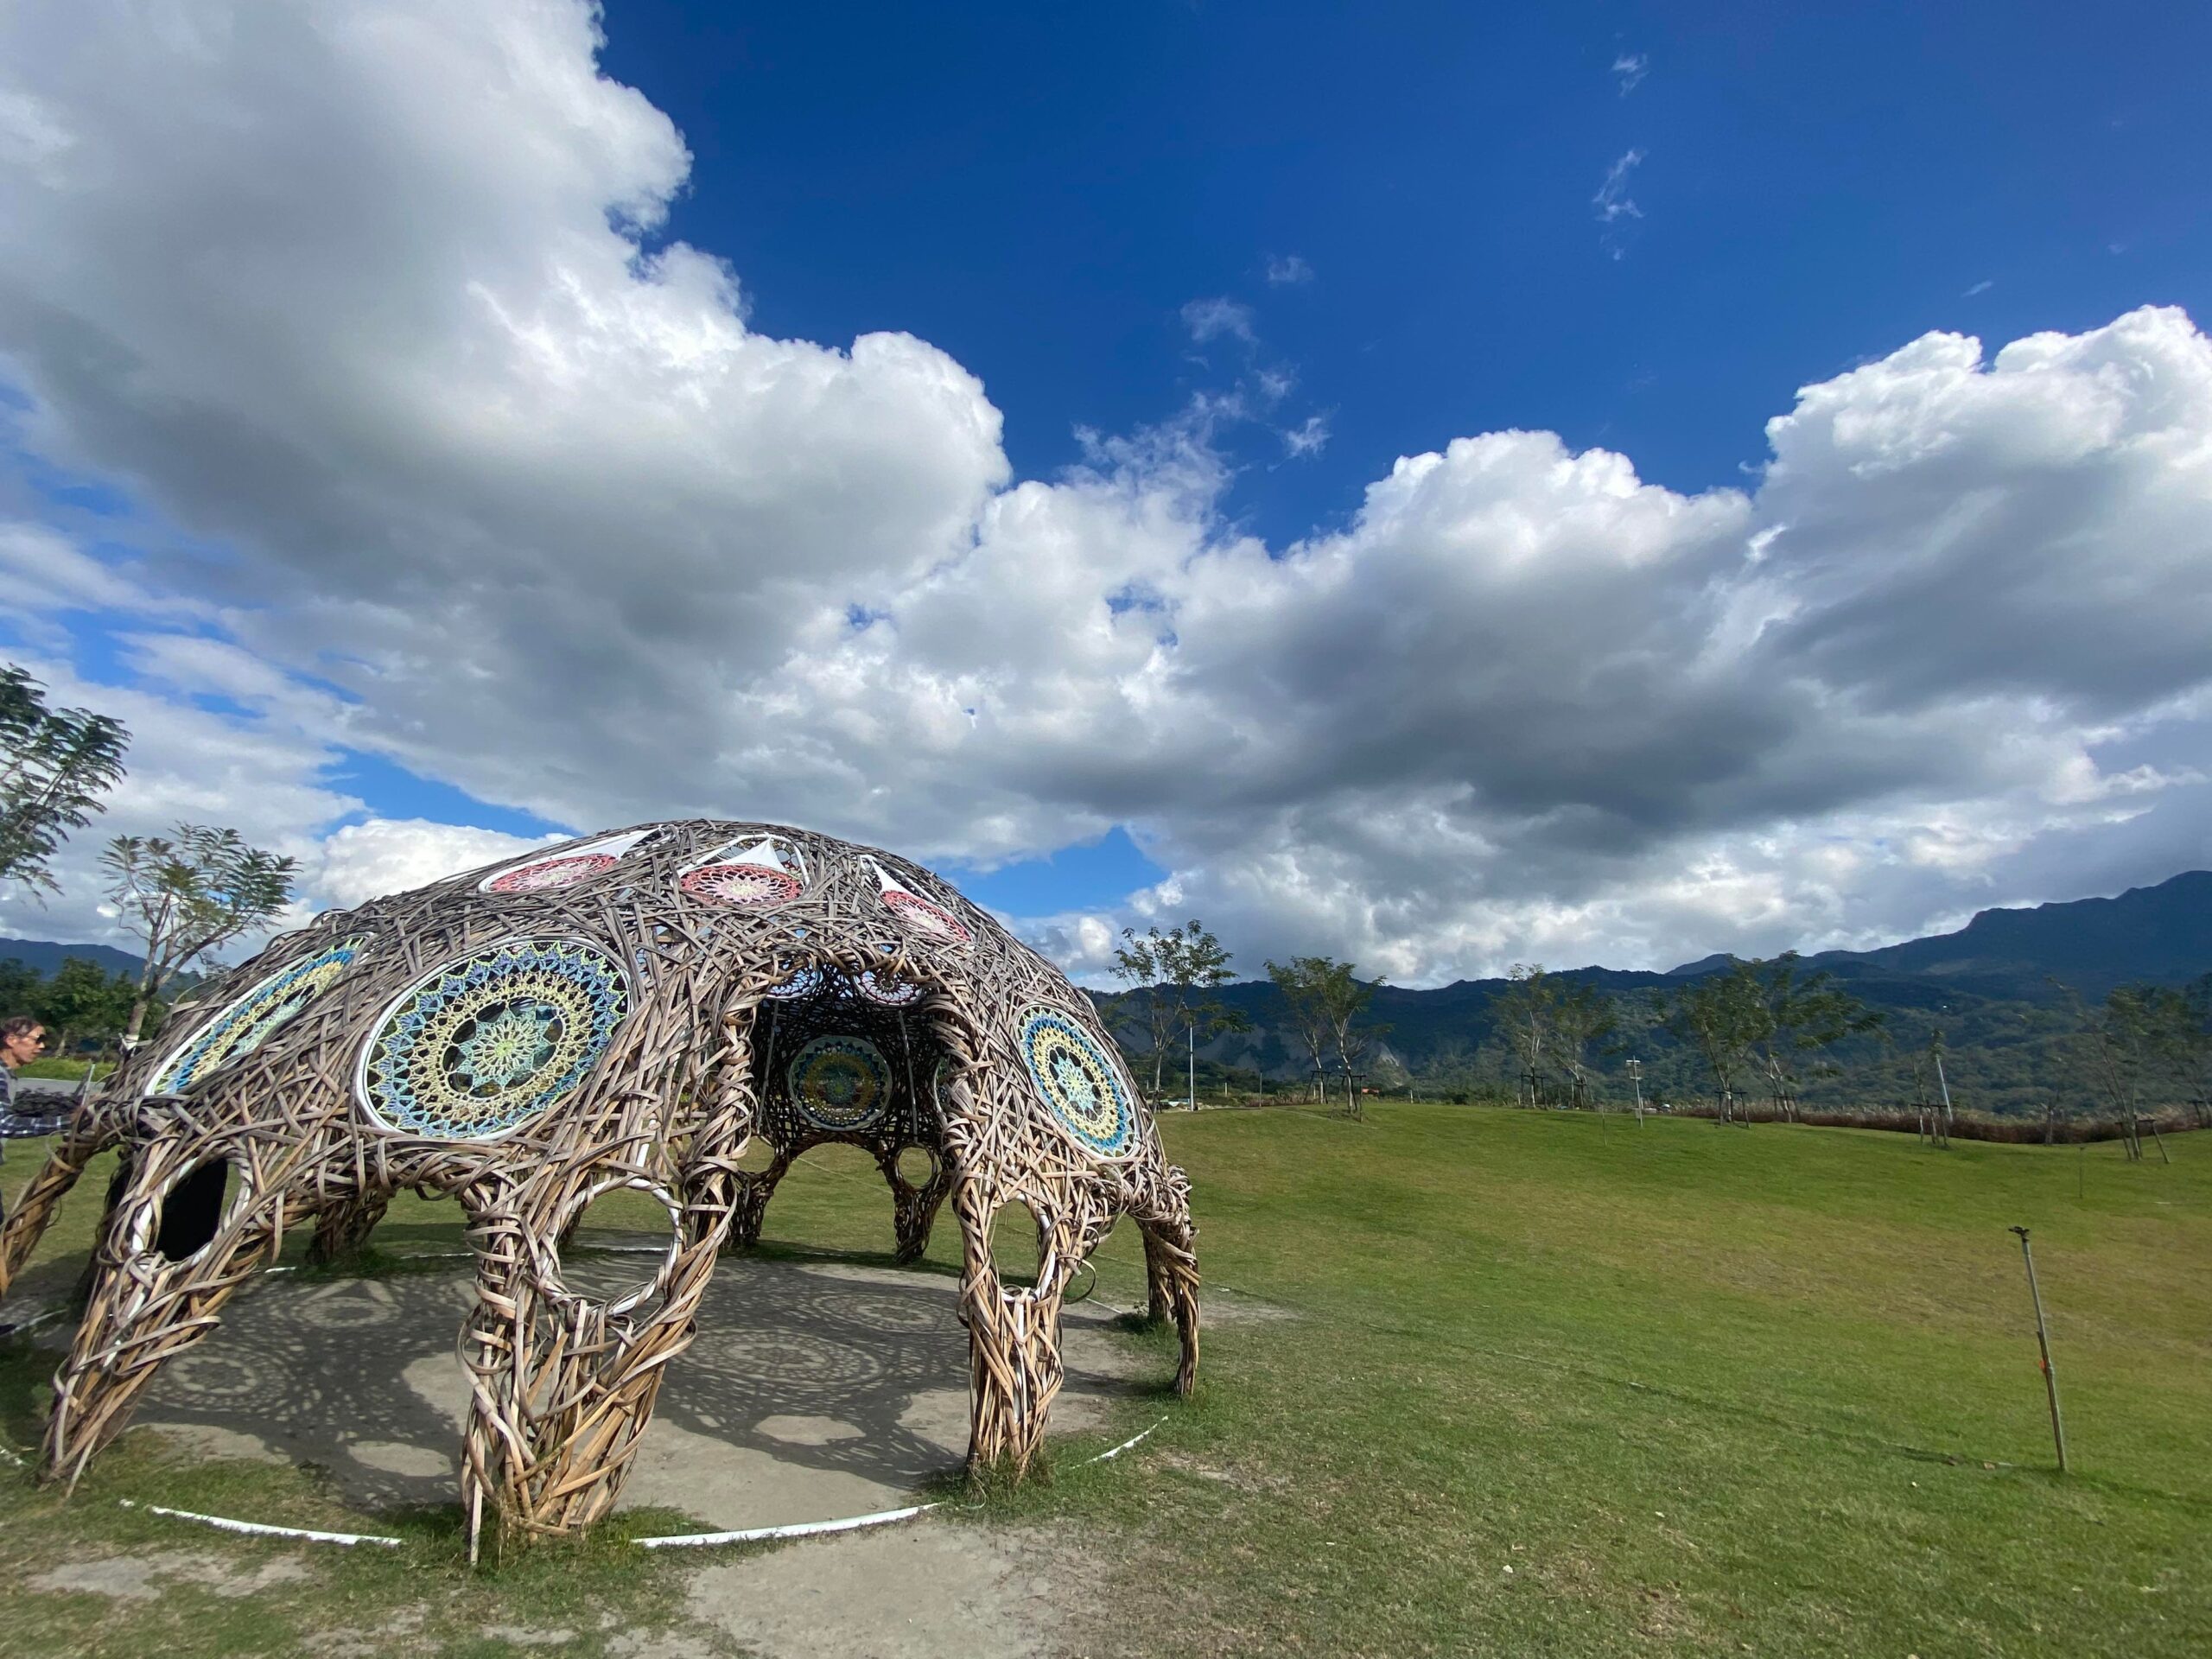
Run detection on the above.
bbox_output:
[1627,1058,1644,1126]
[2008,1225,2068,1474]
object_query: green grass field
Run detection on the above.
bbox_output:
[1,1104,2206,1656]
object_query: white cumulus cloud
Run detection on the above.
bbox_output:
[309,818,562,910]
[2,1,2209,984]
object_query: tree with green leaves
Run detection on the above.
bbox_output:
[2052,979,2157,1160]
[1904,1020,1955,1147]
[1267,956,1341,1107]
[103,824,298,1046]
[1107,926,1173,1077]
[1315,960,1385,1121]
[1662,960,1769,1123]
[0,663,130,899]
[1263,955,1386,1116]
[34,957,142,1058]
[1489,963,1559,1107]
[1549,980,1620,1109]
[1746,952,1883,1122]
[2140,976,2211,1122]
[1111,919,1244,1103]
[0,957,40,1017]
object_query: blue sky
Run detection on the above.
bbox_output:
[3,1,2210,980]
[599,0,2210,533]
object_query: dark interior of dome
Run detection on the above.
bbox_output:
[745,959,953,1179]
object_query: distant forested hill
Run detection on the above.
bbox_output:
[1096,871,2211,1117]
[1802,869,2212,1001]
[0,937,146,982]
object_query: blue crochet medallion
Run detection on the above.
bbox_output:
[1019,1007,1135,1159]
[150,937,371,1096]
[360,938,627,1140]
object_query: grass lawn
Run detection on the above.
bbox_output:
[1,1103,2207,1656]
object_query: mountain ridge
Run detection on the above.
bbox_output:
[1099,870,2211,1109]
[1795,869,2212,994]
[0,937,147,982]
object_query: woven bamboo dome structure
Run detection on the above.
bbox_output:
[0,821,1199,1552]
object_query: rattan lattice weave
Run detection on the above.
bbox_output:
[0,822,1198,1554]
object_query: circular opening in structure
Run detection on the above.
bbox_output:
[151,1156,237,1264]
[894,1145,937,1189]
[553,1184,681,1312]
[734,1137,779,1174]
[987,1200,1046,1289]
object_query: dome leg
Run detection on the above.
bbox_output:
[306,1193,390,1266]
[1137,1216,1201,1397]
[725,1147,791,1250]
[457,1150,734,1557]
[952,1176,1077,1478]
[42,1136,293,1486]
[0,1129,105,1298]
[878,1144,952,1265]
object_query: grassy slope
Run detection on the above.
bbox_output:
[1,1107,2207,1656]
[991,1106,2212,1658]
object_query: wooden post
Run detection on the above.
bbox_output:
[2008,1225,2068,1474]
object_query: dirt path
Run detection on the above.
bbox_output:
[613,1519,1105,1659]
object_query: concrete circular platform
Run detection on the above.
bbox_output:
[127,1249,1158,1533]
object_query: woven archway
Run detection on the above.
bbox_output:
[0,821,1198,1552]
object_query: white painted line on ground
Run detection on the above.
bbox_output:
[635,1414,1175,1548]
[118,1498,403,1547]
[104,1408,1170,1554]
[1091,1416,1166,1462]
[637,1502,939,1549]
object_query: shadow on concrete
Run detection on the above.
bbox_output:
[128,1243,1160,1530]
